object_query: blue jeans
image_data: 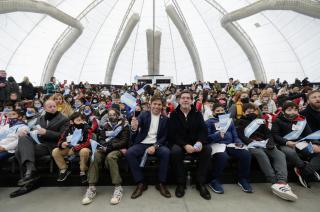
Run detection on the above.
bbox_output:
[0,151,13,161]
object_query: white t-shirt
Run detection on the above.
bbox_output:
[141,113,160,144]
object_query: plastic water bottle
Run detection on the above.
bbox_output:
[193,142,202,151]
[139,150,148,168]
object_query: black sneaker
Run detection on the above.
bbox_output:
[80,174,88,184]
[17,171,39,186]
[294,167,310,188]
[57,169,71,182]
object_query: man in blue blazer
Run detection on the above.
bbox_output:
[126,95,171,199]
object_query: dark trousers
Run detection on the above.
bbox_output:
[0,151,13,162]
[211,147,251,180]
[15,136,51,171]
[170,144,212,185]
[126,143,170,183]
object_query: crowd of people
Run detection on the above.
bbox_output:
[0,69,319,205]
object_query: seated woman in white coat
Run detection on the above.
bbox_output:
[0,110,29,161]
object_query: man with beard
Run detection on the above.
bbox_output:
[300,90,320,132]
[10,100,69,197]
[169,90,211,200]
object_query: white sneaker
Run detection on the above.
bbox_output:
[314,171,320,181]
[271,183,298,202]
[110,186,123,205]
[82,187,97,205]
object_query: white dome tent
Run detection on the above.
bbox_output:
[0,0,319,85]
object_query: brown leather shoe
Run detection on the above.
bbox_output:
[156,183,171,198]
[131,183,148,199]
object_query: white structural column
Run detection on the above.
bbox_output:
[221,0,320,82]
[146,29,161,75]
[222,0,320,23]
[166,4,203,81]
[0,0,83,84]
[104,13,140,84]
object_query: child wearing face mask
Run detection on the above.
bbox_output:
[52,112,92,184]
[0,110,28,161]
[272,101,320,188]
[33,100,44,114]
[81,105,98,133]
[260,103,277,130]
[206,103,252,194]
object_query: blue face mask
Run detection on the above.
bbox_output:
[74,103,81,108]
[8,118,18,126]
[3,108,12,114]
[26,111,35,118]
[84,109,91,116]
[34,103,42,108]
[99,104,106,110]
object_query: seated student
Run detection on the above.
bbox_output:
[94,99,108,122]
[236,103,298,201]
[81,105,98,133]
[0,110,29,161]
[51,93,73,118]
[82,108,129,205]
[260,103,277,130]
[206,103,252,194]
[272,101,320,188]
[126,95,171,199]
[52,112,92,184]
[25,107,40,129]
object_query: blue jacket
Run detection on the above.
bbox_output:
[206,117,242,144]
[131,111,168,146]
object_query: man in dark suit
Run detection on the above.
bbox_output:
[10,100,69,197]
[169,90,211,200]
[126,95,171,199]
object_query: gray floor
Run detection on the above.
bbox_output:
[0,183,319,212]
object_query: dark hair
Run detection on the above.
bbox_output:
[178,90,193,100]
[282,101,298,111]
[150,94,165,105]
[109,108,120,116]
[12,109,24,117]
[69,112,85,121]
[212,103,224,111]
[242,103,256,112]
[307,90,320,100]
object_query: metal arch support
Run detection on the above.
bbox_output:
[104,13,140,84]
[43,0,104,85]
[5,0,66,70]
[104,0,137,84]
[203,0,267,82]
[221,0,320,25]
[221,0,320,82]
[166,4,203,81]
[0,0,84,85]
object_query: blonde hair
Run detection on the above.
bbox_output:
[23,76,30,85]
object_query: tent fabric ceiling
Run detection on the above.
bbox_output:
[0,0,319,85]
